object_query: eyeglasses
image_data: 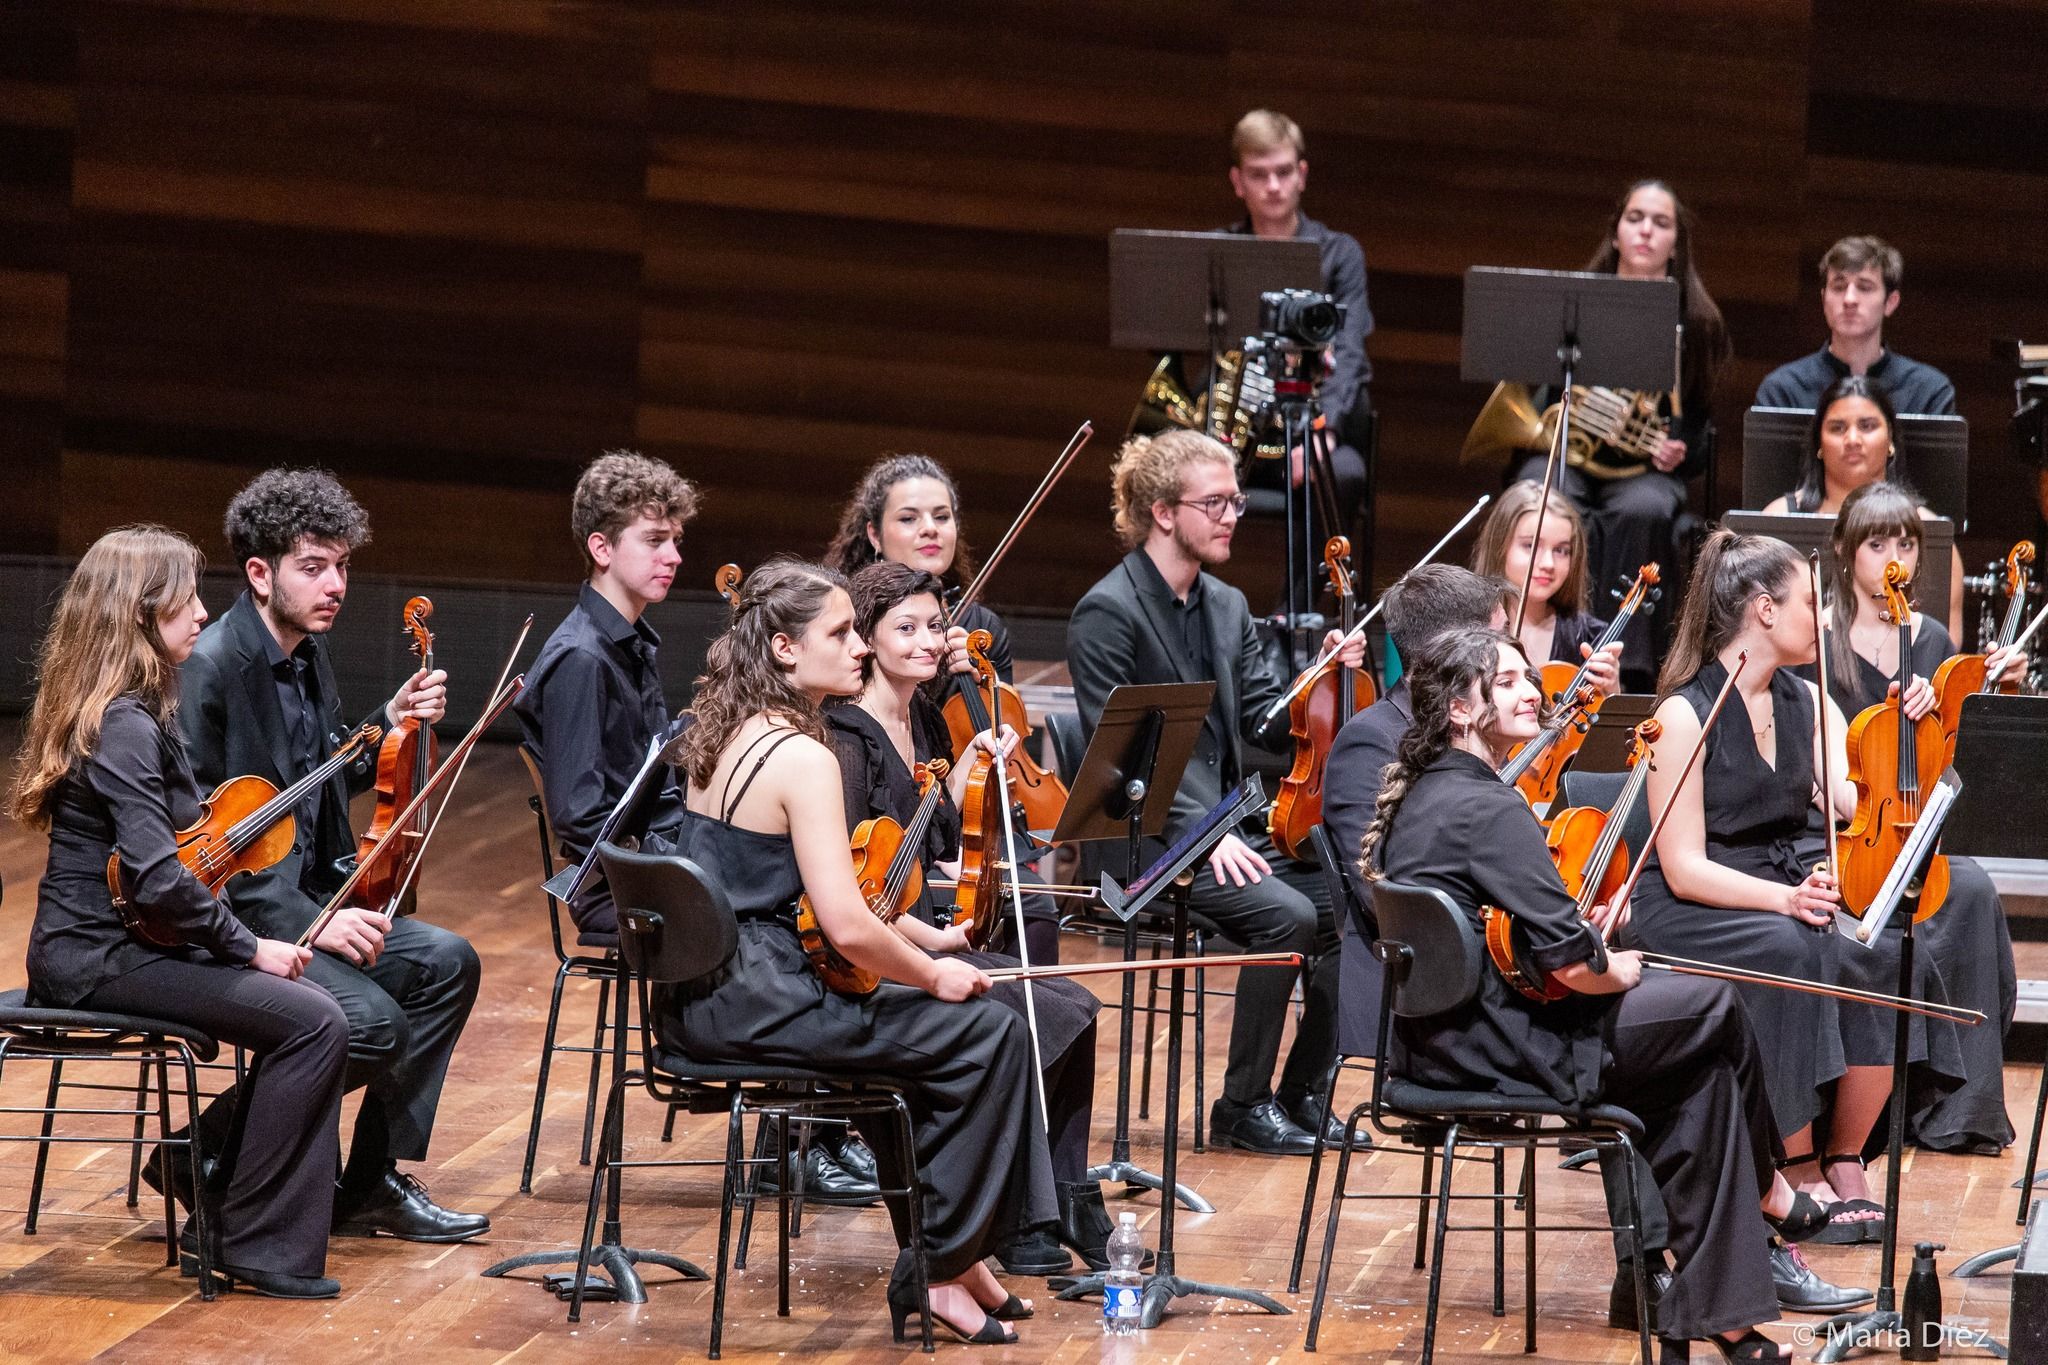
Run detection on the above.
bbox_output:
[1176,493,1249,522]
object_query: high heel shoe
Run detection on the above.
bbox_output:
[886,1281,1017,1345]
[1658,1329,1793,1362]
[1761,1187,1830,1244]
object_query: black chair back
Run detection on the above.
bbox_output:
[1041,710,1084,784]
[596,842,738,986]
[1368,880,1483,1020]
[1557,768,1650,861]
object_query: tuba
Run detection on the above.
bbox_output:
[1126,350,1285,464]
[1460,382,1669,480]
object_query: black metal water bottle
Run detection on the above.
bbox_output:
[1900,1240,1944,1361]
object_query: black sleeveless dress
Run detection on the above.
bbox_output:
[651,731,1058,1288]
[1630,661,1848,1138]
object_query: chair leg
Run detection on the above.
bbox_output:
[126,1058,151,1207]
[787,1119,807,1240]
[1620,1136,1654,1364]
[1304,1103,1368,1351]
[892,1094,934,1353]
[1290,1058,1345,1290]
[735,1110,771,1271]
[1491,1146,1506,1317]
[1419,1124,1461,1365]
[521,958,575,1194]
[1414,1145,1435,1268]
[25,1057,65,1234]
[580,970,613,1166]
[775,1112,791,1318]
[178,1046,217,1301]
[1521,1145,1538,1349]
[154,1051,179,1266]
[662,1102,681,1143]
[710,1091,745,1360]
[568,1068,628,1324]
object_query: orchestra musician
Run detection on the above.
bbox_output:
[1795,482,2016,1153]
[1626,531,1876,1295]
[652,557,1053,1346]
[825,560,1111,1275]
[1509,179,1733,691]
[1470,483,1624,696]
[11,526,350,1298]
[824,453,1061,965]
[1363,626,1829,1362]
[1067,429,1364,1156]
[176,469,490,1244]
[1759,374,1966,638]
[1755,236,1958,416]
[516,451,699,937]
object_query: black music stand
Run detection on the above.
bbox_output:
[1741,407,1971,526]
[1056,777,1291,1327]
[1055,681,1216,1213]
[1945,696,2048,1284]
[1816,772,2008,1361]
[1721,511,1956,629]
[1462,268,1681,395]
[1562,694,1658,773]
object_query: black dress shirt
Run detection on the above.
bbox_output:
[516,582,684,862]
[29,697,260,1007]
[1126,549,1233,782]
[1755,344,1958,416]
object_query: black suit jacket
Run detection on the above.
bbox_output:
[1320,679,1412,1057]
[179,592,381,941]
[1066,549,1286,845]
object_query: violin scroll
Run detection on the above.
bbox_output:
[714,563,743,605]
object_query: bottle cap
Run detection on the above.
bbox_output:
[1119,1212,1137,1225]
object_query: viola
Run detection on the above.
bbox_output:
[1270,536,1376,859]
[797,759,948,997]
[1931,539,2032,767]
[1487,719,1658,1003]
[1504,563,1660,808]
[1838,561,1950,922]
[348,597,438,917]
[111,726,381,946]
[938,628,1069,837]
[949,633,1029,952]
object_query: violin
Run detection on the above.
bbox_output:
[949,634,1022,952]
[349,597,438,918]
[1270,536,1376,859]
[1507,564,1661,808]
[1497,678,1598,798]
[1931,539,2032,767]
[1838,561,1950,922]
[714,562,743,603]
[797,759,949,997]
[939,627,1069,837]
[111,726,381,946]
[1487,719,1658,1003]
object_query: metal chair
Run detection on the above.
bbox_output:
[581,842,933,1356]
[1301,880,1655,1362]
[0,989,220,1298]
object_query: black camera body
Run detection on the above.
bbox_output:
[1258,288,1345,349]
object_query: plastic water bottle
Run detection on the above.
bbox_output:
[1102,1212,1145,1335]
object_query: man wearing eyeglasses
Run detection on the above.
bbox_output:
[1067,429,1365,1155]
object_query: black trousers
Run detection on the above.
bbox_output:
[188,916,480,1205]
[1511,457,1687,691]
[84,956,348,1276]
[1183,826,1341,1109]
[1596,974,1781,1340]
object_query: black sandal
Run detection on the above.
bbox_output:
[1816,1153,1886,1245]
[1762,1187,1830,1244]
[1709,1328,1794,1361]
[987,1292,1034,1322]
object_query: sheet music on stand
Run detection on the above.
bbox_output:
[1839,770,1960,946]
[1100,777,1266,921]
[542,731,681,904]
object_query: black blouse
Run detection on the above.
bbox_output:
[1796,615,1955,718]
[29,696,260,1007]
[825,696,960,925]
[1376,747,1610,1105]
[1549,611,1612,666]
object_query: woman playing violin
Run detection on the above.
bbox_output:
[1793,483,2015,1154]
[826,560,1109,1275]
[655,557,1051,1346]
[1472,482,1623,696]
[1365,626,1824,1361]
[11,526,349,1298]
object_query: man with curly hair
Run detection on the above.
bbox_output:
[172,466,492,1245]
[516,450,699,937]
[1067,430,1363,1156]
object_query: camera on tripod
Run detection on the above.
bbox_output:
[1259,288,1345,352]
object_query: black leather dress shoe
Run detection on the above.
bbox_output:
[1770,1242,1872,1313]
[1277,1089,1361,1149]
[1209,1099,1317,1156]
[178,1226,339,1298]
[828,1134,880,1188]
[995,1225,1074,1276]
[756,1144,882,1206]
[1606,1253,1674,1332]
[332,1169,490,1244]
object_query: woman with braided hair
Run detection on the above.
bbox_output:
[1365,627,1822,1360]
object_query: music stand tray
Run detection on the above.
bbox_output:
[1721,511,1954,628]
[1108,230,1321,353]
[1461,268,1681,391]
[1567,694,1659,773]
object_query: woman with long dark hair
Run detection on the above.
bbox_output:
[826,560,1109,1277]
[1363,626,1821,1360]
[11,526,349,1299]
[655,557,1053,1345]
[1510,178,1734,690]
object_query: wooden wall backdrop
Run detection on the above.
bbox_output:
[2,0,2044,616]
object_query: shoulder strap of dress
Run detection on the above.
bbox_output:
[719,727,800,823]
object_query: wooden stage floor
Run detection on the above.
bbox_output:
[0,741,2036,1363]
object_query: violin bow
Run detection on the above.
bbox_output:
[1260,493,1493,727]
[1609,652,1747,916]
[1512,393,1572,635]
[386,614,535,913]
[953,421,1092,616]
[1810,553,1842,878]
[984,951,1302,983]
[976,642,1051,1135]
[297,673,526,949]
